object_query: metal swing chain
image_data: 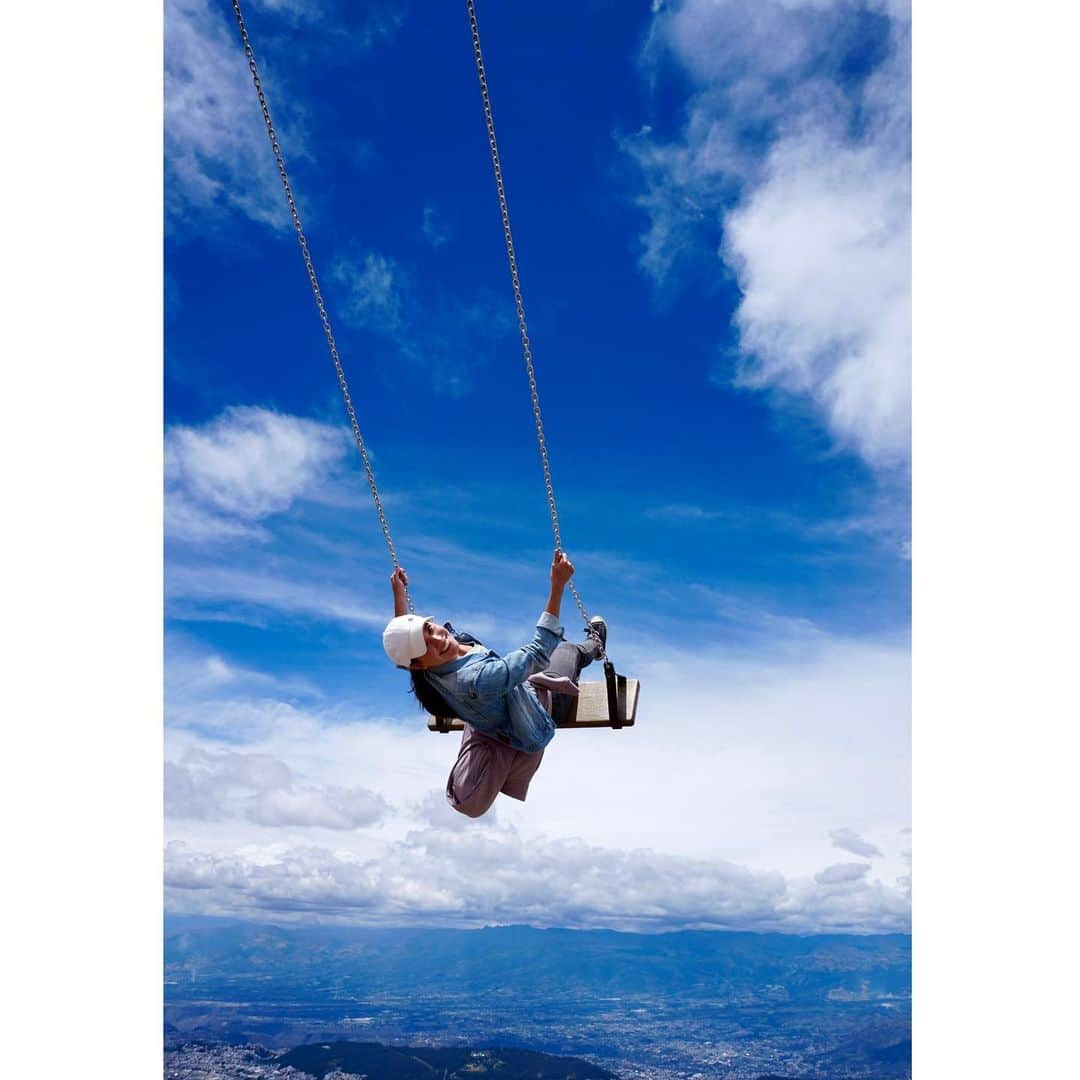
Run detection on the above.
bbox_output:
[230,0,412,612]
[465,0,593,634]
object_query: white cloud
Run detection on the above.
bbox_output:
[166,562,385,628]
[526,633,911,880]
[421,203,453,249]
[165,494,270,545]
[250,786,388,829]
[413,789,501,833]
[166,748,390,830]
[830,826,884,859]
[165,0,299,231]
[725,114,910,467]
[165,0,404,233]
[645,496,911,560]
[330,252,408,336]
[647,502,728,522]
[166,749,291,820]
[629,0,911,469]
[165,406,349,540]
[327,251,513,398]
[163,828,909,931]
[252,0,326,21]
[166,636,324,706]
[815,861,871,885]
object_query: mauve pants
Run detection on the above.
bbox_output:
[446,726,544,818]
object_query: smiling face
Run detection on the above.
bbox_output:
[410,620,466,670]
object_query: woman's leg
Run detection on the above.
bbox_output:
[546,638,601,684]
[543,638,603,724]
[500,749,544,801]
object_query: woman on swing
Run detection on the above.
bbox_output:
[382,550,606,819]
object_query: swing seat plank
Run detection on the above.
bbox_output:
[428,677,639,732]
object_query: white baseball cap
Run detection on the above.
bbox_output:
[383,613,431,666]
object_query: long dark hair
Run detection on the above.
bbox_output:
[409,668,458,718]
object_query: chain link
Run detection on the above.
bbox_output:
[465,0,593,634]
[230,0,412,613]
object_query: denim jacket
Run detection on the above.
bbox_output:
[425,611,563,753]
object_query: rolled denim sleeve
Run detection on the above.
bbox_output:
[464,612,564,699]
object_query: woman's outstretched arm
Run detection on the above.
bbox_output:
[391,567,410,617]
[545,549,574,618]
[464,550,575,698]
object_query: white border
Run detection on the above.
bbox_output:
[916,1,1077,1075]
[3,1,162,1075]
[6,0,1078,1075]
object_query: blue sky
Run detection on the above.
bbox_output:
[163,0,911,933]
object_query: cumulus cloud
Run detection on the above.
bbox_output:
[629,0,910,469]
[166,748,389,830]
[164,829,908,932]
[725,104,910,467]
[165,405,350,542]
[166,750,290,821]
[829,827,884,859]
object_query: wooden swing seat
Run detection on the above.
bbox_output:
[428,674,640,733]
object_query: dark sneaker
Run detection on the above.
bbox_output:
[586,615,608,653]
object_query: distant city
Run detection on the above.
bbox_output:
[166,1041,616,1079]
[165,918,911,1078]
